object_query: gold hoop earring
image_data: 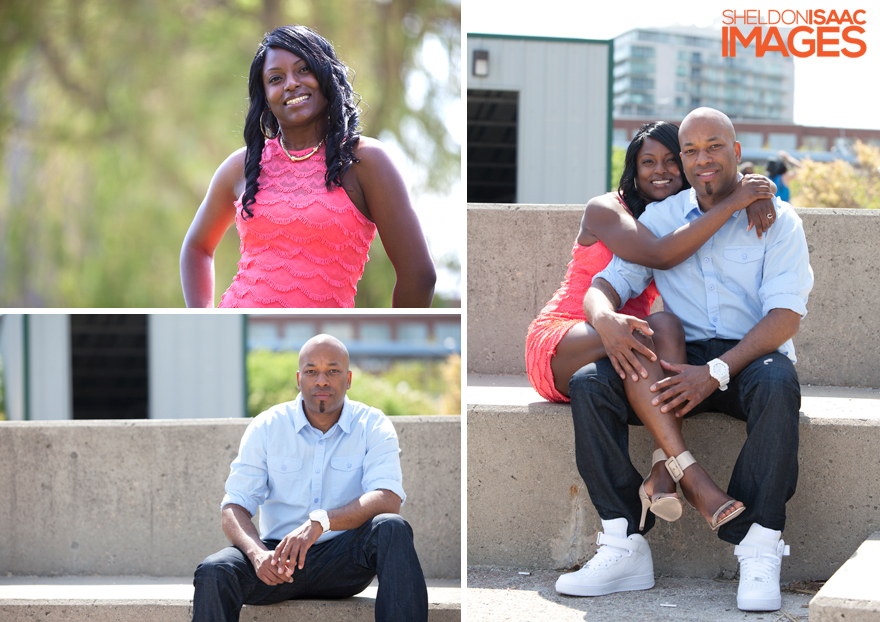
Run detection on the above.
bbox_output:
[260,109,279,140]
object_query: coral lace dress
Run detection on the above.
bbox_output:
[219,139,377,308]
[525,193,659,402]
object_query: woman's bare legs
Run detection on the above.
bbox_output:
[551,320,677,500]
[550,322,608,400]
[549,315,742,526]
[624,312,743,527]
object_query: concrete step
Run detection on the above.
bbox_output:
[809,531,880,621]
[467,566,814,621]
[0,576,461,621]
[467,375,880,582]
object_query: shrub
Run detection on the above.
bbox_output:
[791,141,880,209]
[245,350,459,418]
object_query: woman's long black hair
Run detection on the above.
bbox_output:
[241,25,361,219]
[618,121,691,218]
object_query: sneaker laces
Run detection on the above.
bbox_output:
[736,540,788,583]
[582,533,631,571]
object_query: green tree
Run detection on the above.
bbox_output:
[610,145,626,191]
[0,0,460,307]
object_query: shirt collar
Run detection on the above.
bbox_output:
[684,171,747,219]
[684,188,703,219]
[291,394,353,435]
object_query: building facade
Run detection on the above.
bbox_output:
[467,34,611,204]
[612,26,794,125]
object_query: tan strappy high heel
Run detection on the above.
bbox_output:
[638,448,683,530]
[665,450,745,531]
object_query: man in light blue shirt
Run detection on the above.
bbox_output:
[192,334,427,622]
[557,109,813,613]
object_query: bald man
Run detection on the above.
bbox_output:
[192,335,428,622]
[558,109,813,612]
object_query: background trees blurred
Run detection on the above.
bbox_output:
[246,349,461,417]
[0,0,461,307]
[790,142,880,210]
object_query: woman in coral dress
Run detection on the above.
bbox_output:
[181,25,435,308]
[526,121,777,529]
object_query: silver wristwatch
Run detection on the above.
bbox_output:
[309,509,330,533]
[707,358,730,391]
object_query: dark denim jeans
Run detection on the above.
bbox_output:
[569,338,800,545]
[192,513,427,622]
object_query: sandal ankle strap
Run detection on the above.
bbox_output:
[652,448,668,466]
[665,451,696,482]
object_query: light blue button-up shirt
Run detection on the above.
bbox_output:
[596,187,814,363]
[221,395,405,543]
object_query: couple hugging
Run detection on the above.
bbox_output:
[526,107,814,612]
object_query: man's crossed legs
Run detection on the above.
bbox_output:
[193,513,428,622]
[561,338,799,611]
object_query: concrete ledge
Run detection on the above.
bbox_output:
[0,417,460,579]
[809,532,880,621]
[467,375,880,582]
[0,577,461,622]
[467,204,880,388]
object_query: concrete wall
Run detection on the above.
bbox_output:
[467,401,880,582]
[467,205,880,388]
[0,417,460,579]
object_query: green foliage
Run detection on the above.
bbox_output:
[610,145,626,191]
[348,371,438,418]
[245,349,460,418]
[246,350,300,419]
[791,142,880,210]
[439,353,461,415]
[0,0,460,307]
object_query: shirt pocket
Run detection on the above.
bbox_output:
[266,455,303,490]
[722,246,764,293]
[330,455,365,491]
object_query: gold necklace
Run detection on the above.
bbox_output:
[279,135,325,162]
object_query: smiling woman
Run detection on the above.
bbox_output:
[180,25,436,308]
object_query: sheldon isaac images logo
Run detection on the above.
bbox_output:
[721,9,867,57]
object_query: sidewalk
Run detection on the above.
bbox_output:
[467,567,813,622]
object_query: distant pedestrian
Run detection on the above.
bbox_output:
[766,151,801,202]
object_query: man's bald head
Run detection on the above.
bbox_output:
[299,334,350,370]
[677,107,741,205]
[679,107,736,145]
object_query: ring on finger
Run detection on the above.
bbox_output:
[767,213,773,218]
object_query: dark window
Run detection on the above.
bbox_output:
[467,90,518,203]
[70,315,148,419]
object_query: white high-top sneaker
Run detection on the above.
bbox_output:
[555,518,654,597]
[734,523,790,611]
